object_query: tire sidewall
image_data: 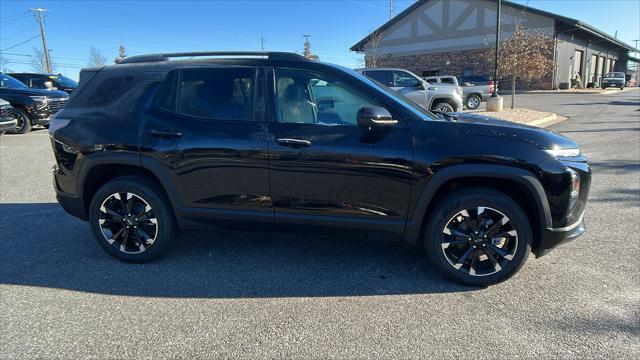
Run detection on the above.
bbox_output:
[465,94,481,110]
[9,109,31,134]
[425,190,532,286]
[89,177,176,262]
[433,102,454,113]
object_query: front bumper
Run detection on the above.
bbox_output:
[602,81,624,88]
[0,118,18,132]
[535,216,586,257]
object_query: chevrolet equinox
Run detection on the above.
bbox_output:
[49,52,591,286]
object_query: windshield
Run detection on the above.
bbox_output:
[336,66,435,119]
[0,74,29,89]
[49,74,78,88]
[605,72,625,78]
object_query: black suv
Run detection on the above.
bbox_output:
[9,72,78,94]
[49,52,591,286]
[0,73,69,133]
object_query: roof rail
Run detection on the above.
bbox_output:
[117,51,306,64]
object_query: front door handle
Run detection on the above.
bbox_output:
[151,129,183,139]
[276,138,311,147]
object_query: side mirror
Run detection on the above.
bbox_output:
[357,106,398,130]
[418,81,426,90]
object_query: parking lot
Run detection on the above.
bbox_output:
[1,90,639,358]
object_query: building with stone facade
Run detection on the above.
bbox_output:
[351,0,639,89]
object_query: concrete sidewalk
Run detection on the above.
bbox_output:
[522,86,637,95]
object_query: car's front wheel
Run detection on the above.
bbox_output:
[8,109,31,134]
[89,176,177,262]
[465,94,482,110]
[424,188,532,286]
[433,102,454,113]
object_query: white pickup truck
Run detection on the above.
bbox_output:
[424,75,494,110]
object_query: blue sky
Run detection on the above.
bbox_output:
[1,0,639,80]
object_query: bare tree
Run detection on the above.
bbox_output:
[30,47,49,72]
[88,47,107,67]
[366,30,384,68]
[114,45,127,64]
[483,24,553,108]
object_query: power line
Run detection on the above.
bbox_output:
[0,34,41,51]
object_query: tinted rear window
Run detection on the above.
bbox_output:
[177,67,254,121]
[155,70,179,112]
[363,71,391,87]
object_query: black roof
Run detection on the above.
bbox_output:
[350,0,640,53]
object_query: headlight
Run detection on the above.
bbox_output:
[29,96,48,109]
[545,148,581,158]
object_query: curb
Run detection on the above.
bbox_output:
[526,113,567,128]
[524,87,637,95]
[600,87,637,95]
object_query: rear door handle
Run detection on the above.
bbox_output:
[151,129,183,138]
[276,138,311,147]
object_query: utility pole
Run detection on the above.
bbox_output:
[31,7,52,73]
[303,34,311,58]
[491,0,502,97]
[389,0,393,19]
[260,36,265,52]
[633,40,639,84]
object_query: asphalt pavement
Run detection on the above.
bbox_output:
[1,89,639,358]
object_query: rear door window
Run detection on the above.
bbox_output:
[392,71,420,88]
[178,67,254,121]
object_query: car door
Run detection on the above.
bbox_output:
[267,67,413,238]
[140,65,272,231]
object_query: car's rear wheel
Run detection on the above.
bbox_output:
[424,188,531,286]
[89,176,176,262]
[433,102,454,113]
[8,109,31,134]
[465,94,482,110]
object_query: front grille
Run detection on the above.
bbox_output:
[47,98,67,114]
[0,105,14,119]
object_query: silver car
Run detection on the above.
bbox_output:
[358,68,463,112]
[424,75,493,110]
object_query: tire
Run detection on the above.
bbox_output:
[620,86,624,90]
[89,175,177,262]
[8,108,31,134]
[465,94,482,110]
[424,187,532,286]
[432,102,454,113]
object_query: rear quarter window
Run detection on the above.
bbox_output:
[85,76,134,106]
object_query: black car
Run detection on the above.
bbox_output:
[9,72,78,94]
[0,73,69,133]
[0,99,18,134]
[49,52,591,286]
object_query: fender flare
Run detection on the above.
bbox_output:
[77,152,182,216]
[403,164,552,246]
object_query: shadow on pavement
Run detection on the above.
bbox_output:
[561,99,640,107]
[0,203,473,298]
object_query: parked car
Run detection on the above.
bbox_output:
[49,51,591,286]
[358,68,463,113]
[0,73,69,133]
[601,72,626,89]
[9,72,78,94]
[424,75,493,110]
[0,99,18,135]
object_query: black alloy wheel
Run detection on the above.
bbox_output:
[425,188,531,286]
[98,192,158,254]
[89,176,176,262]
[8,109,31,134]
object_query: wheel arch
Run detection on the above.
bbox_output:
[404,164,552,253]
[78,154,180,219]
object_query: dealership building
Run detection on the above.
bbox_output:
[351,0,639,89]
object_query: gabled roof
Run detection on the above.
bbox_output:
[350,0,639,53]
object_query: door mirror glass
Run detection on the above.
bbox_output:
[357,106,397,129]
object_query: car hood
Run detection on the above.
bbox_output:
[0,87,68,99]
[446,112,578,150]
